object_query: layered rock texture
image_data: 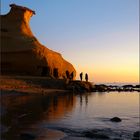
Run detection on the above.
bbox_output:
[1,4,76,79]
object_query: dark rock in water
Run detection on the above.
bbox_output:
[20,133,36,140]
[83,131,110,139]
[133,131,140,138]
[113,138,123,140]
[110,117,122,122]
[132,138,139,140]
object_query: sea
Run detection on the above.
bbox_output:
[42,91,139,140]
[1,90,139,140]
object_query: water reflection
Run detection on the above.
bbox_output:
[1,91,76,140]
[1,91,139,140]
[41,93,76,121]
[79,93,90,107]
[44,92,139,140]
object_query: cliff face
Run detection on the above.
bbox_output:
[1,4,76,78]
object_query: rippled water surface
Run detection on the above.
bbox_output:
[42,92,139,139]
[1,91,139,140]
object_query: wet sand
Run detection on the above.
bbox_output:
[0,75,69,94]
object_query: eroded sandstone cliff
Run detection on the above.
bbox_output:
[1,4,76,79]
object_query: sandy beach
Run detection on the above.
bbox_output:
[0,75,69,94]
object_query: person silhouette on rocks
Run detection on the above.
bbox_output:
[80,72,83,81]
[70,72,74,81]
[66,70,70,79]
[85,73,88,82]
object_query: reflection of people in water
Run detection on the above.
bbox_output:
[80,94,83,106]
[85,73,88,82]
[80,94,89,107]
[80,72,83,81]
[85,94,88,106]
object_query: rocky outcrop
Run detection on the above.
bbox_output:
[0,4,76,79]
[67,81,93,93]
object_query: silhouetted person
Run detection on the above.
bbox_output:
[53,68,58,79]
[80,72,83,81]
[70,72,74,81]
[66,70,70,79]
[85,73,88,82]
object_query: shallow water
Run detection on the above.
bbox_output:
[41,92,139,140]
[1,91,139,140]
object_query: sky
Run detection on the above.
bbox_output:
[1,0,139,84]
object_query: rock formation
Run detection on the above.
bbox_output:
[0,4,76,79]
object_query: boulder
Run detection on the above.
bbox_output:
[20,133,36,140]
[133,131,140,138]
[83,130,110,139]
[0,4,76,79]
[67,81,93,92]
[110,117,122,122]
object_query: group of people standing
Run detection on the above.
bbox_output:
[65,70,89,82]
[80,72,88,82]
[66,70,74,80]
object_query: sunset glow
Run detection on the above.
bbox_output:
[1,0,139,83]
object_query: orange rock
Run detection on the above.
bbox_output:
[1,4,76,79]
